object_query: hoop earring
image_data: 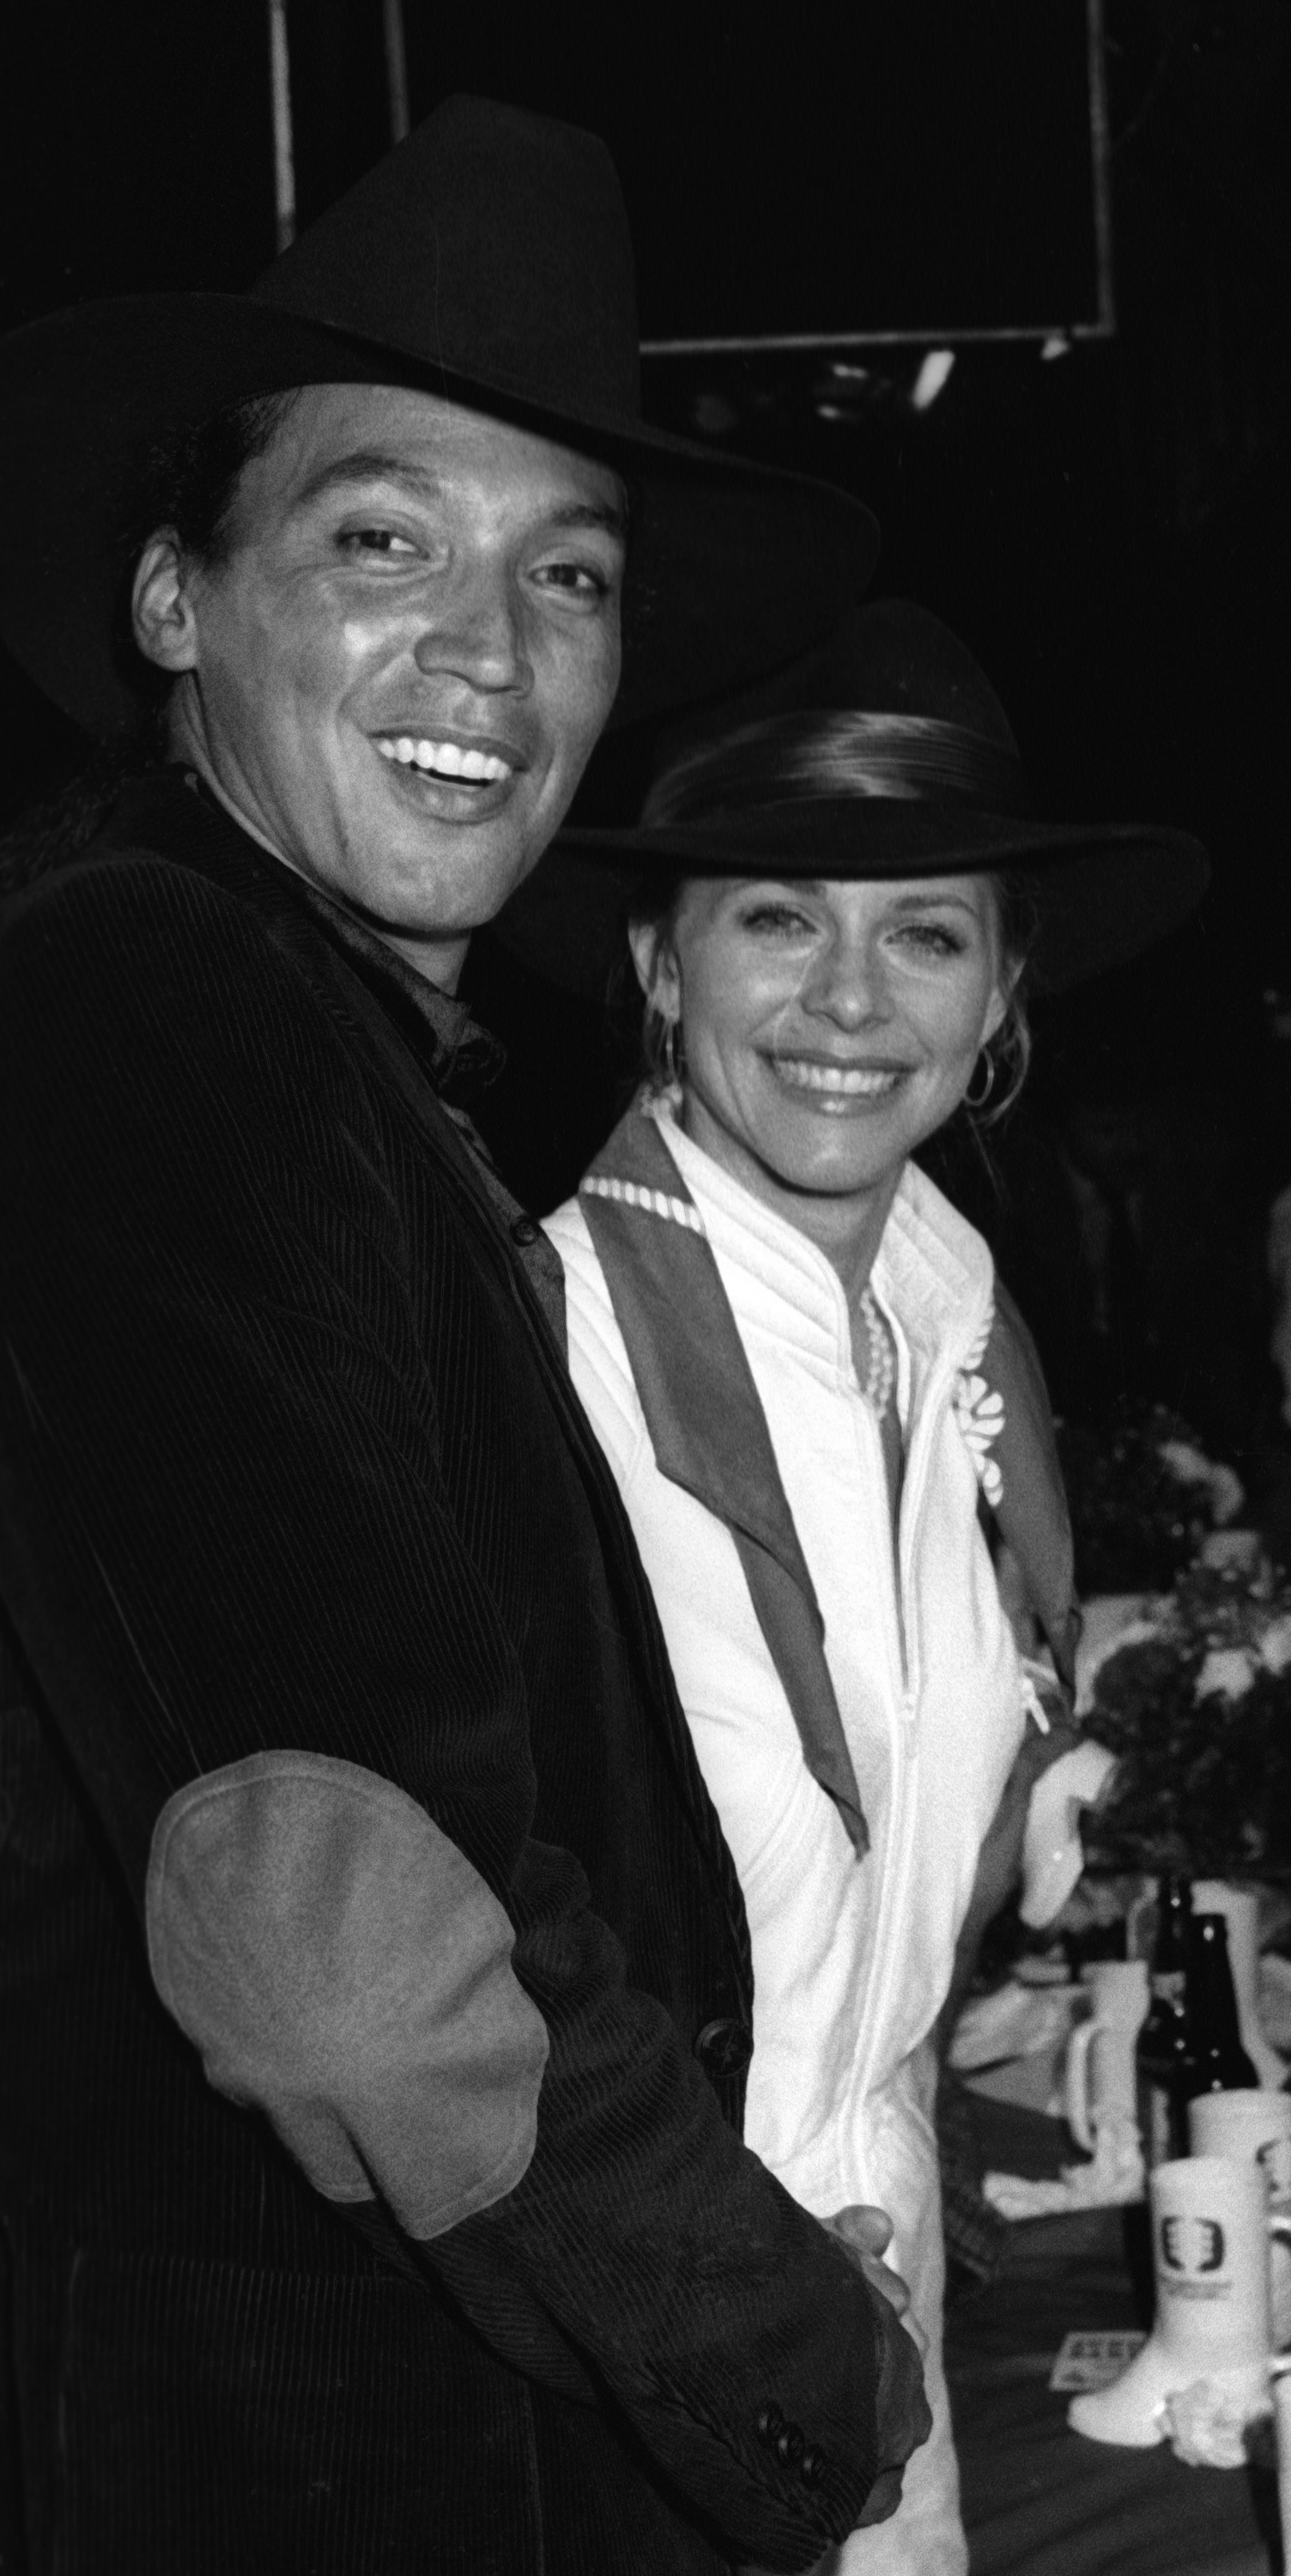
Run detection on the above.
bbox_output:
[964,1048,997,1112]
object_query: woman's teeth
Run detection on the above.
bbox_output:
[374,736,512,783]
[773,1058,902,1097]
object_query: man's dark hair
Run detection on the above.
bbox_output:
[2,392,298,892]
[128,390,300,580]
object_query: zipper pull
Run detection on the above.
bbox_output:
[1021,1670,1052,1735]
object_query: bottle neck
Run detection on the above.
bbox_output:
[1149,1873,1192,1999]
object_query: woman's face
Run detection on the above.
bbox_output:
[633,874,1009,1207]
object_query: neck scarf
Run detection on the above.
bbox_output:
[578,1101,1079,1860]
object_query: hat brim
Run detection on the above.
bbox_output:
[494,800,1210,996]
[0,294,878,739]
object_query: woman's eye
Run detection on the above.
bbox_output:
[740,902,814,936]
[892,921,967,958]
[340,527,420,557]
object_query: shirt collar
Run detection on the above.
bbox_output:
[647,1091,993,1375]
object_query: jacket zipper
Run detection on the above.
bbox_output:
[847,1302,986,2117]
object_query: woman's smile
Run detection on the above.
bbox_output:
[766,1052,909,1109]
[630,872,1009,1283]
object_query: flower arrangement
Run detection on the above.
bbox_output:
[1082,1555,1291,1881]
[1058,1402,1244,1597]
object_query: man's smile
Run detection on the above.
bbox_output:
[367,721,535,825]
[373,729,526,785]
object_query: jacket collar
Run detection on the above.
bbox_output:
[646,1093,995,1389]
[97,767,502,1104]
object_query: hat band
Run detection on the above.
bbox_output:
[643,711,1030,829]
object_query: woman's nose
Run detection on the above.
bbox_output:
[802,937,891,1027]
[412,570,534,695]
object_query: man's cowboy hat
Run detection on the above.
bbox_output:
[0,94,877,738]
[498,598,1209,993]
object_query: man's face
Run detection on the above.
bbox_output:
[145,384,625,963]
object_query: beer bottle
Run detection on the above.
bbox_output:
[1182,1912,1258,2100]
[1135,1873,1193,2166]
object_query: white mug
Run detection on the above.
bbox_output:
[1271,2359,1291,2565]
[1154,2153,1291,2371]
[1065,1958,1149,2154]
[1190,2089,1291,2345]
[1068,2150,1291,2448]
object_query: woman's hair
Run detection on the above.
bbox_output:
[1,392,299,895]
[983,876,1038,1125]
[626,867,1039,1126]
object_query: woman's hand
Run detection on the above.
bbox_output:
[938,1707,1085,2043]
[821,2202,918,2334]
[737,2207,930,2573]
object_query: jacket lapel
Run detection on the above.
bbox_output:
[581,1106,870,1857]
[979,1285,1081,1693]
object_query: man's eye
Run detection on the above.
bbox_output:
[341,527,420,557]
[534,561,610,598]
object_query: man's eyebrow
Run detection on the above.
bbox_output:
[289,449,445,510]
[549,497,629,541]
[290,450,627,538]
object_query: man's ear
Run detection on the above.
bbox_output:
[131,532,200,676]
[627,917,681,1019]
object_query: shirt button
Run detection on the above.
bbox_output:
[775,2422,805,2468]
[756,2403,784,2446]
[510,1215,539,1246]
[799,2445,827,2487]
[693,2017,755,2081]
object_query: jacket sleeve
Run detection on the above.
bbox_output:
[0,854,928,2571]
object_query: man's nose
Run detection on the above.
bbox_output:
[412,568,534,695]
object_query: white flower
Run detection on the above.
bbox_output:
[1198,1528,1264,1577]
[1076,1609,1164,1715]
[1157,1437,1245,1525]
[1195,1646,1257,1702]
[954,1370,1004,1507]
[1159,1437,1215,1487]
[1260,1614,1291,1674]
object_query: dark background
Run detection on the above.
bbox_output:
[2,0,1288,1456]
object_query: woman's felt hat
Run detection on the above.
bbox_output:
[497,598,1209,993]
[0,94,877,737]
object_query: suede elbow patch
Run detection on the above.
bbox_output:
[146,1750,549,2238]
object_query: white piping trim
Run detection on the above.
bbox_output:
[580,1175,706,1234]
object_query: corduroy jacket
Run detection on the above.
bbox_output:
[0,770,918,2576]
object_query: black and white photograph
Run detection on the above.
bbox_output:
[2,7,1289,2571]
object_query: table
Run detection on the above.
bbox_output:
[947,2103,1283,2575]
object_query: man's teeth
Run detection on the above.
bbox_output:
[773,1059,902,1096]
[374,736,512,783]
